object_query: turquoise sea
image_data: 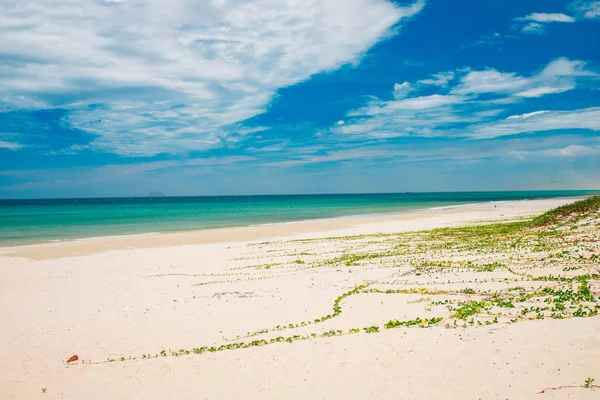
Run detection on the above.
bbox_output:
[0,191,597,246]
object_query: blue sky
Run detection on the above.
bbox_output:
[0,0,599,198]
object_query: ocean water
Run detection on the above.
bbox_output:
[0,191,597,246]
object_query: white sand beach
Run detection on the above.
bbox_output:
[1,197,599,399]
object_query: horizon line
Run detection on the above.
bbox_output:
[1,189,599,202]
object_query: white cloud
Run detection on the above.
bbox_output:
[513,2,600,35]
[516,13,575,23]
[511,144,600,159]
[513,11,576,35]
[333,93,474,139]
[370,94,464,113]
[539,57,596,77]
[515,86,571,98]
[521,22,547,35]
[453,58,597,98]
[329,92,469,139]
[393,82,413,99]
[347,94,464,116]
[0,0,425,156]
[452,70,530,95]
[95,156,257,175]
[0,140,24,150]
[266,148,398,167]
[418,71,455,87]
[330,58,599,140]
[469,107,600,139]
[546,145,599,156]
[0,156,257,179]
[506,111,548,120]
[265,133,600,168]
[568,1,600,19]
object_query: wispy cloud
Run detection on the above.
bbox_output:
[417,72,455,87]
[516,13,575,23]
[3,132,599,197]
[568,1,600,20]
[452,70,530,95]
[512,12,575,35]
[468,108,600,139]
[0,140,24,150]
[0,155,256,180]
[0,0,425,156]
[199,134,600,168]
[329,58,599,140]
[510,144,600,160]
[453,58,595,97]
[513,1,599,35]
[457,32,516,51]
[266,148,399,168]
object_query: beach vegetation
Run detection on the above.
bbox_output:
[584,377,596,388]
[532,195,600,227]
[74,197,600,364]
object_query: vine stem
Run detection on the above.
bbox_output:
[538,384,599,393]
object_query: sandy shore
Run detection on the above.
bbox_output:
[1,197,599,399]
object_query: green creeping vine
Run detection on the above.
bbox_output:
[229,283,372,340]
[77,316,444,365]
[384,317,443,329]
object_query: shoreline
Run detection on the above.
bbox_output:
[0,200,492,248]
[1,193,594,249]
[0,196,585,260]
[0,201,462,248]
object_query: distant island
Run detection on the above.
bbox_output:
[148,191,165,197]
